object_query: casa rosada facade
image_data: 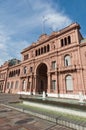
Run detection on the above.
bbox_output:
[0,22,86,99]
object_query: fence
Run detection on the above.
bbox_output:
[22,107,86,130]
[1,103,86,130]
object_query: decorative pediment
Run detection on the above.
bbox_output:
[38,34,49,42]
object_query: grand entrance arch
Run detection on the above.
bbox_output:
[36,63,48,94]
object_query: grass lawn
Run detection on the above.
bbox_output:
[11,102,86,122]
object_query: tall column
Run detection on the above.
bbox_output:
[55,71,58,94]
[47,72,51,94]
[3,81,5,92]
[19,79,22,92]
[25,77,28,92]
[33,75,36,95]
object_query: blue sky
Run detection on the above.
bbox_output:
[0,0,86,65]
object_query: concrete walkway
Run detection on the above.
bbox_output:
[1,104,69,130]
[0,93,74,130]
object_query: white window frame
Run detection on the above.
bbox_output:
[52,61,56,69]
[51,80,56,90]
[64,55,71,66]
[66,75,73,91]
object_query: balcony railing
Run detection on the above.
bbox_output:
[50,65,82,74]
[57,65,81,73]
[20,71,33,78]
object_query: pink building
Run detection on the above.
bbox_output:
[0,22,86,99]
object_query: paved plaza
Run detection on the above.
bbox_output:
[0,93,75,130]
[0,104,75,130]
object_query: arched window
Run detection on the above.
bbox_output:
[17,69,20,76]
[15,81,19,89]
[47,44,50,52]
[13,70,16,76]
[64,37,67,45]
[61,39,64,47]
[44,46,46,53]
[16,70,17,74]
[24,66,27,74]
[64,55,71,66]
[11,71,13,77]
[68,36,71,44]
[22,80,26,91]
[38,48,40,55]
[35,50,37,56]
[41,47,43,54]
[7,82,10,89]
[11,81,14,89]
[9,72,11,77]
[66,75,73,91]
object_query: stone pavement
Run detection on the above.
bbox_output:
[0,93,86,130]
[0,104,73,130]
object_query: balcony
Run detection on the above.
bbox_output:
[20,71,33,78]
[57,65,80,73]
[50,68,57,73]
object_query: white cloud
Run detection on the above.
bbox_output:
[45,13,72,31]
[1,0,72,34]
[24,0,72,31]
[0,0,72,65]
[0,28,28,65]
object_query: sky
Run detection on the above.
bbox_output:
[0,0,86,65]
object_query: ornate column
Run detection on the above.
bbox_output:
[19,79,22,92]
[47,72,51,94]
[55,71,58,94]
[33,75,36,95]
[25,77,28,92]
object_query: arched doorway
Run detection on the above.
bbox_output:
[36,63,47,94]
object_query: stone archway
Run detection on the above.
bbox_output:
[36,63,48,94]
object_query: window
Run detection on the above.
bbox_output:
[7,82,10,89]
[35,50,37,56]
[35,45,50,57]
[41,47,43,54]
[30,67,33,72]
[22,80,26,91]
[24,54,29,60]
[64,55,71,66]
[66,75,73,91]
[11,81,14,89]
[24,66,27,74]
[17,69,20,76]
[44,46,46,53]
[38,49,40,55]
[13,70,16,76]
[47,44,50,52]
[61,36,71,47]
[9,72,11,77]
[68,36,71,44]
[61,39,64,47]
[12,71,14,77]
[64,38,67,45]
[51,80,56,90]
[15,81,19,89]
[52,61,56,69]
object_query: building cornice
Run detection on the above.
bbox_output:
[21,22,80,54]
